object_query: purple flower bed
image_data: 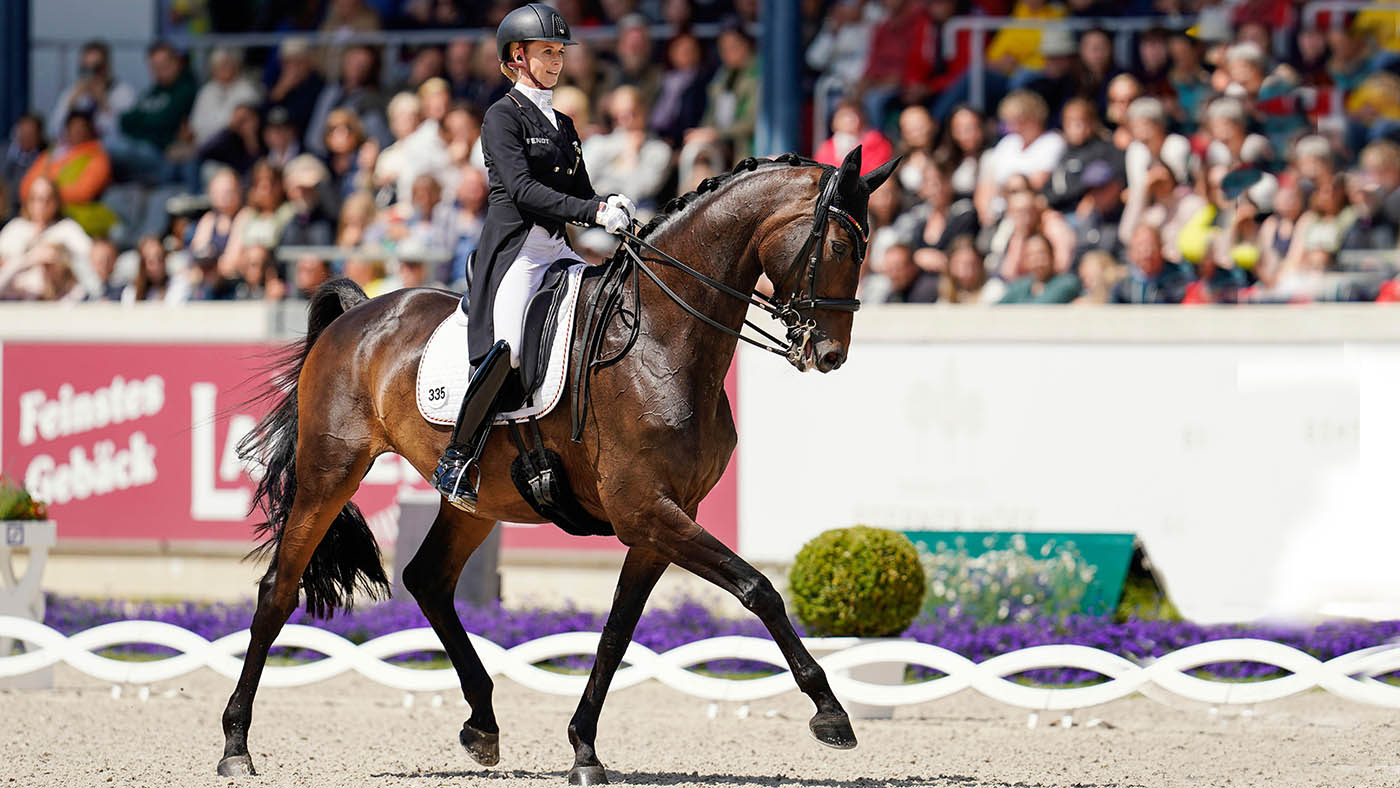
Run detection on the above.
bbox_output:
[41,594,1400,685]
[41,595,772,673]
[903,615,1400,684]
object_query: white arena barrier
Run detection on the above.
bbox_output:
[0,522,57,688]
[2,617,1399,712]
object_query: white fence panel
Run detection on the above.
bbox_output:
[3,617,1398,711]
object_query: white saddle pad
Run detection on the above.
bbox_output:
[417,263,585,425]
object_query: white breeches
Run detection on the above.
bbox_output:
[494,226,584,368]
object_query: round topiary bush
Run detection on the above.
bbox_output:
[788,526,926,638]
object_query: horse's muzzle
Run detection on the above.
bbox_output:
[814,340,846,373]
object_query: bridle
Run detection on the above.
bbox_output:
[621,165,866,364]
[570,161,867,441]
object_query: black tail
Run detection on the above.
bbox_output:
[237,279,389,619]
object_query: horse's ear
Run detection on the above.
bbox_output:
[838,145,863,190]
[862,155,902,194]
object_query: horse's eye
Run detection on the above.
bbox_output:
[832,240,848,257]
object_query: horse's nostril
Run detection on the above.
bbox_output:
[821,351,842,370]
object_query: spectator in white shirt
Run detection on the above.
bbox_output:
[1123,96,1193,192]
[582,85,673,213]
[190,48,262,146]
[0,176,99,300]
[375,90,451,204]
[975,90,1066,225]
[1204,96,1273,168]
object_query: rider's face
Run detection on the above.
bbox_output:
[518,41,565,88]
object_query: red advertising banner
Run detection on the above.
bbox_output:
[0,342,736,552]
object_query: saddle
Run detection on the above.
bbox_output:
[417,260,587,425]
[416,260,613,537]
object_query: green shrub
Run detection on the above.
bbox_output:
[788,526,926,637]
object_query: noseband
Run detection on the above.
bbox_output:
[569,163,866,441]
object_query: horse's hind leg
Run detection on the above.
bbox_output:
[566,547,668,786]
[216,446,371,776]
[403,504,501,767]
[617,498,856,751]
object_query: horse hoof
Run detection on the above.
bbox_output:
[567,765,609,785]
[459,723,500,767]
[216,754,257,776]
[809,711,858,750]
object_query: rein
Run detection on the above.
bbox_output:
[568,168,869,442]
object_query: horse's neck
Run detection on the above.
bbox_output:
[639,194,765,389]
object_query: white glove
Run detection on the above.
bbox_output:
[607,193,637,218]
[595,198,632,235]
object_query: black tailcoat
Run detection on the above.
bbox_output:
[467,88,601,364]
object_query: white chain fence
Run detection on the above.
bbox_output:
[3,616,1399,711]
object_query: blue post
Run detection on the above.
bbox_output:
[756,0,800,158]
[0,0,30,136]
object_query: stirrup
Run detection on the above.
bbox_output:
[438,464,480,513]
[432,445,483,513]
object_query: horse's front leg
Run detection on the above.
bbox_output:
[566,547,669,785]
[615,497,856,751]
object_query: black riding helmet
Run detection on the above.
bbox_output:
[496,3,577,64]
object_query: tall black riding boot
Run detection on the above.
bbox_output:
[431,340,513,512]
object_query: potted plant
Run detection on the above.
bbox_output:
[1,476,58,688]
[788,526,926,719]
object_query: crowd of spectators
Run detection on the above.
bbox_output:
[6,0,1400,306]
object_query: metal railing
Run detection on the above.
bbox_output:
[1337,248,1400,269]
[274,244,452,264]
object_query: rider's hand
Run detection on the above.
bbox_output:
[596,198,632,235]
[607,193,637,219]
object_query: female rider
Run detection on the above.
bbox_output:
[432,3,635,511]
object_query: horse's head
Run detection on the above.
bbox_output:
[761,146,899,373]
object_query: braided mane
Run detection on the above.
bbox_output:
[638,153,828,240]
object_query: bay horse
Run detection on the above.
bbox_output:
[219,146,898,784]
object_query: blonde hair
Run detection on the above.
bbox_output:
[284,154,330,189]
[418,77,449,98]
[337,191,377,245]
[999,90,1049,126]
[387,91,422,120]
[553,85,590,125]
